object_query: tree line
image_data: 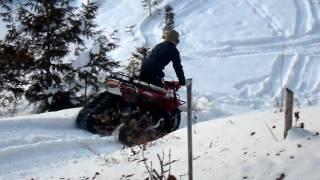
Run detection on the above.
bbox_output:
[0,0,176,115]
[0,0,118,114]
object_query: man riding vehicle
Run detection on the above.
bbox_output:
[140,30,186,87]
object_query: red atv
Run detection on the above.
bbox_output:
[76,73,184,145]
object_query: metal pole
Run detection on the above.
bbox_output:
[186,78,193,180]
[284,88,294,139]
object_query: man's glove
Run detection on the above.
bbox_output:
[172,81,181,91]
[179,79,186,86]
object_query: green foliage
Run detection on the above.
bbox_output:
[76,30,119,103]
[126,43,151,78]
[0,40,34,115]
[163,5,175,37]
[141,0,163,16]
[0,0,118,113]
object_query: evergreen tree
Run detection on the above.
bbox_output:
[126,43,151,78]
[125,24,137,40]
[0,0,110,112]
[163,5,175,38]
[0,41,34,115]
[141,0,163,16]
[76,31,119,104]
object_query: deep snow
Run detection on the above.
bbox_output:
[1,0,320,119]
[83,0,320,120]
[0,108,123,179]
[1,0,320,179]
[1,106,319,179]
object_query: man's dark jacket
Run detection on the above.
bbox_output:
[140,41,186,87]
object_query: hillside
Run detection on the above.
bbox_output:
[1,0,319,119]
[1,106,319,179]
[0,0,320,179]
[87,0,320,120]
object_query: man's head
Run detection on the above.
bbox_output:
[164,30,180,46]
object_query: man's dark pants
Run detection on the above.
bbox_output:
[140,69,164,87]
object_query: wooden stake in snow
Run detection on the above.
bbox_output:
[284,88,294,139]
[186,78,193,180]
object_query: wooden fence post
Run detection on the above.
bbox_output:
[186,78,193,180]
[284,88,294,139]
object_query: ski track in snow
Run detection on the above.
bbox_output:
[203,35,320,58]
[137,0,320,112]
[84,0,320,116]
[199,0,320,58]
[201,0,320,107]
[227,0,320,107]
[308,0,320,34]
[244,0,284,36]
[293,0,313,36]
[129,0,320,117]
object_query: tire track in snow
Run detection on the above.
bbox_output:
[254,55,294,98]
[296,56,311,91]
[308,0,320,33]
[293,0,313,36]
[136,0,320,111]
[0,109,122,178]
[285,54,306,91]
[0,133,121,178]
[238,54,319,106]
[244,0,284,36]
[201,34,320,58]
[138,0,208,45]
[193,0,320,59]
[138,0,320,59]
[307,56,320,93]
[193,0,320,58]
[228,55,302,110]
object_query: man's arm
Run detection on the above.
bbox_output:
[172,50,186,86]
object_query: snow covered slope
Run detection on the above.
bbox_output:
[0,108,123,179]
[84,106,320,180]
[1,0,319,119]
[1,0,320,179]
[1,105,319,179]
[87,0,320,120]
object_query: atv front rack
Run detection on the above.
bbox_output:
[106,73,166,93]
[105,73,185,111]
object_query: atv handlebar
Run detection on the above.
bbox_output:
[164,81,181,91]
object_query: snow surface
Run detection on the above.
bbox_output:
[81,0,320,120]
[1,105,319,179]
[1,0,320,179]
[72,51,91,69]
[1,0,320,119]
[0,108,123,179]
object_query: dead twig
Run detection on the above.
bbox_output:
[142,150,153,179]
[264,122,279,142]
[168,149,172,175]
[77,142,109,165]
[141,149,178,180]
